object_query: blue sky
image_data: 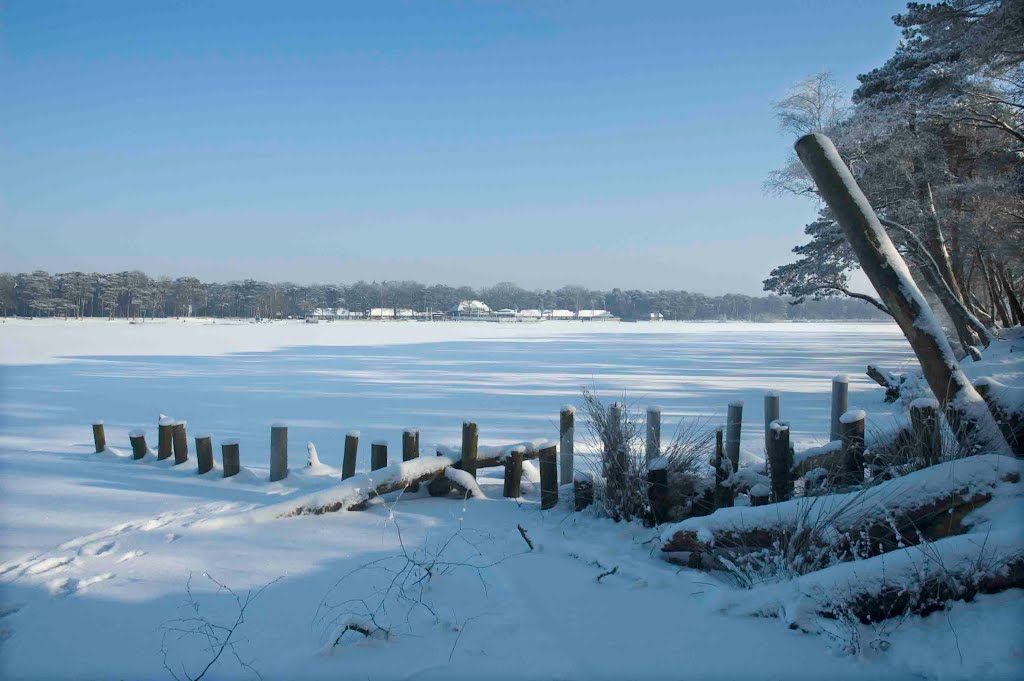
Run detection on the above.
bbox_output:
[1,1,906,294]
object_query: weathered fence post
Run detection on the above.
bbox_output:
[725,400,743,473]
[503,446,524,498]
[831,375,850,441]
[270,423,288,482]
[559,406,575,486]
[647,457,669,525]
[403,429,420,492]
[371,440,388,471]
[129,429,147,460]
[221,440,240,478]
[646,405,662,467]
[195,434,214,475]
[461,421,478,478]
[910,398,942,466]
[342,431,358,480]
[764,391,780,453]
[839,410,866,485]
[92,420,106,453]
[158,416,174,460]
[713,425,732,508]
[539,444,558,510]
[172,420,189,464]
[767,421,793,503]
[605,402,627,505]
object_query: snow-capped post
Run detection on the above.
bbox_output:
[129,429,147,460]
[402,429,420,492]
[647,456,669,524]
[370,441,387,471]
[221,440,240,478]
[269,423,288,482]
[713,425,732,508]
[342,432,358,480]
[92,420,106,453]
[559,406,575,486]
[539,443,558,510]
[839,410,866,485]
[767,421,792,502]
[910,398,942,466]
[795,133,1009,455]
[605,402,627,503]
[967,346,983,362]
[503,445,524,498]
[461,421,478,478]
[830,375,849,441]
[158,416,173,460]
[172,420,189,464]
[646,405,661,467]
[725,401,743,473]
[195,434,214,475]
[763,391,780,453]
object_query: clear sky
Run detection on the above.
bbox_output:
[1,0,907,294]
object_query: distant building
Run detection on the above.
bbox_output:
[451,300,492,318]
[517,309,543,319]
[308,307,348,321]
[367,308,395,319]
[395,308,416,319]
[494,308,517,319]
[544,309,575,320]
[578,309,616,321]
[649,312,664,321]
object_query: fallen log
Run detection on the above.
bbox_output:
[661,455,1021,569]
[866,364,903,402]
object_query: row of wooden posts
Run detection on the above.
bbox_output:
[90,375,944,518]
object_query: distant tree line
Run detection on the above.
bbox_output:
[0,270,888,321]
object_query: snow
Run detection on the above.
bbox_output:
[909,397,940,410]
[840,409,866,424]
[833,374,850,383]
[444,467,485,498]
[128,428,145,437]
[5,319,1017,679]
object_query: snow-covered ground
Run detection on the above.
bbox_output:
[1,319,1019,679]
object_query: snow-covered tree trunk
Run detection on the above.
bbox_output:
[795,134,1009,455]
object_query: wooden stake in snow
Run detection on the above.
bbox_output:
[830,375,849,441]
[795,133,1009,455]
[342,432,358,480]
[129,429,147,460]
[270,424,288,482]
[767,421,792,502]
[403,429,420,492]
[646,405,662,467]
[461,421,478,478]
[158,417,173,460]
[92,421,106,453]
[910,398,942,466]
[539,444,558,510]
[763,391,780,453]
[195,434,214,475]
[504,446,524,498]
[725,401,743,473]
[714,426,732,508]
[222,440,240,478]
[371,441,388,471]
[839,410,866,485]
[172,421,189,465]
[647,457,670,524]
[559,406,575,486]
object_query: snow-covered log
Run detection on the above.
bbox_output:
[795,133,1009,455]
[661,455,1021,568]
[865,365,902,402]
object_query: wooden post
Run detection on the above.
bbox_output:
[92,420,106,453]
[195,434,214,475]
[713,425,732,508]
[725,400,743,473]
[967,346,982,362]
[172,420,189,464]
[646,405,662,467]
[910,398,942,466]
[403,429,420,492]
[605,402,627,500]
[750,490,770,507]
[831,375,849,441]
[158,416,174,460]
[221,440,240,478]
[795,133,1007,455]
[270,423,288,482]
[539,444,558,510]
[559,406,575,486]
[342,431,359,480]
[129,429,147,460]
[839,410,866,485]
[461,421,478,478]
[371,440,387,471]
[763,391,780,453]
[767,421,792,503]
[503,446,524,498]
[647,460,669,525]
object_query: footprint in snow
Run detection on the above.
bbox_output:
[49,573,114,597]
[164,533,180,543]
[116,550,145,563]
[80,541,117,558]
[25,555,75,576]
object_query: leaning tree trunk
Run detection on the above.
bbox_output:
[981,255,1012,328]
[795,134,1009,455]
[997,264,1024,327]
